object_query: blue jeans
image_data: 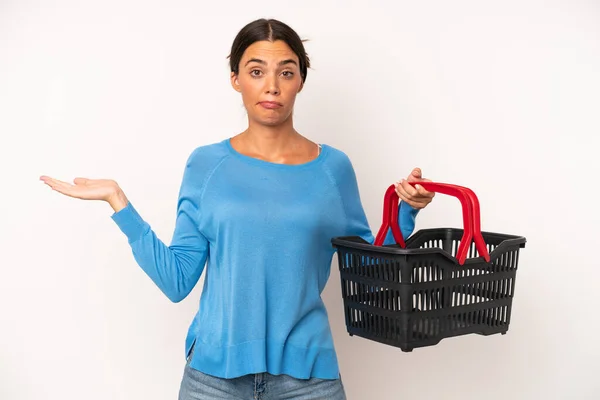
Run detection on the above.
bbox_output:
[178,346,347,399]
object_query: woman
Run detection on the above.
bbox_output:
[41,18,434,400]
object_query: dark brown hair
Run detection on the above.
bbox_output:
[228,19,310,83]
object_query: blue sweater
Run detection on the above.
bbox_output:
[111,138,418,380]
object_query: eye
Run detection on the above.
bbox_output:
[250,69,262,77]
[282,71,294,78]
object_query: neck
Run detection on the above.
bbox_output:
[241,117,299,155]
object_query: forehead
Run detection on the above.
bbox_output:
[241,40,298,63]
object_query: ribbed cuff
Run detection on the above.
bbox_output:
[399,201,420,239]
[111,202,149,243]
[399,200,420,218]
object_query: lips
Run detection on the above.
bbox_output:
[258,101,283,109]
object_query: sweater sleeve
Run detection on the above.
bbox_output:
[335,153,419,245]
[111,148,210,302]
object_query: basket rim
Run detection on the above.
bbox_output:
[331,228,526,265]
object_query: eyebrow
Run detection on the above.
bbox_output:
[244,58,298,67]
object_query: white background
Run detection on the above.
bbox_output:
[1,1,599,399]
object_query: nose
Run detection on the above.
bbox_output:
[265,74,280,96]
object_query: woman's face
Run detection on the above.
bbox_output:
[231,40,304,127]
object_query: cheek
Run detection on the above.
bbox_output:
[284,86,301,102]
[238,81,259,100]
[288,79,303,96]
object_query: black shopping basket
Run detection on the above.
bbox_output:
[331,182,526,352]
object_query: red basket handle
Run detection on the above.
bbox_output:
[373,183,407,247]
[449,184,491,262]
[374,182,488,265]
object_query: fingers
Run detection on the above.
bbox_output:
[396,179,419,198]
[414,183,435,198]
[395,178,435,209]
[403,168,435,197]
[41,176,72,195]
[40,176,68,187]
[40,175,83,198]
[395,180,426,209]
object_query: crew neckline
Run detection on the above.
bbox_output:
[224,138,328,169]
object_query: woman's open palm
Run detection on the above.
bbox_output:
[40,176,118,202]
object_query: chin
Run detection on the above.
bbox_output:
[251,112,293,127]
[258,119,286,127]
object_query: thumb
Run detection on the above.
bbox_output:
[407,168,422,182]
[73,177,89,185]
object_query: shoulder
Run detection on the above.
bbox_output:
[320,144,357,177]
[179,139,232,191]
[182,139,232,173]
[185,139,230,165]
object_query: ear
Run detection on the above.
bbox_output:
[297,80,304,93]
[230,72,241,92]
